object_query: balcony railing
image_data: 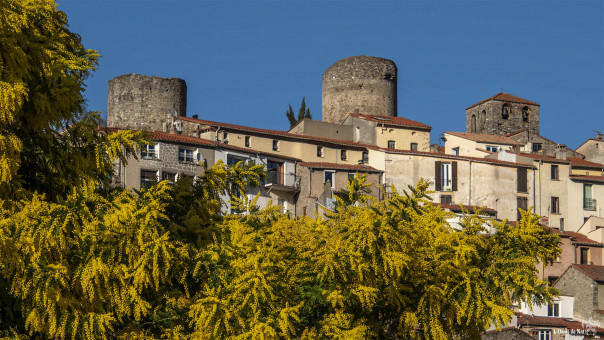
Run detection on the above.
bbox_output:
[584,198,597,211]
[265,171,299,188]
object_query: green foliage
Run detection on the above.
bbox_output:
[285,97,312,128]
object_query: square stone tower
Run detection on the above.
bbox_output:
[465,93,540,136]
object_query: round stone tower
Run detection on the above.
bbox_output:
[322,56,397,124]
[107,74,187,131]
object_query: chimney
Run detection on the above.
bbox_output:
[555,144,567,160]
[596,133,603,141]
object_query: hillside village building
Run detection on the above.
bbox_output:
[106,55,604,338]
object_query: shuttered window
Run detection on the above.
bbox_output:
[517,196,528,221]
[435,161,457,192]
[517,168,527,193]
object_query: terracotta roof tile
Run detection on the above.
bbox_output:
[179,116,373,149]
[546,227,602,245]
[568,157,604,169]
[445,131,523,145]
[517,313,604,333]
[516,152,571,164]
[571,264,604,282]
[298,162,382,172]
[347,113,432,130]
[466,92,540,110]
[383,148,535,169]
[104,129,303,162]
[569,175,604,183]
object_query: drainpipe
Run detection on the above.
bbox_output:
[215,126,221,143]
[294,161,298,218]
[538,161,542,216]
[468,160,472,206]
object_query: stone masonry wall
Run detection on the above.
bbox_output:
[107,74,187,131]
[466,101,539,137]
[322,56,397,124]
[554,267,602,323]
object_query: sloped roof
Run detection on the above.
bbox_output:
[517,313,604,333]
[569,175,604,183]
[179,116,372,149]
[103,129,303,162]
[546,227,602,246]
[568,157,604,169]
[445,131,523,145]
[571,264,604,282]
[466,92,540,110]
[347,113,432,130]
[515,152,571,164]
[383,148,535,169]
[298,162,381,173]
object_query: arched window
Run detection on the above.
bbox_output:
[522,106,529,122]
[480,110,486,130]
[471,114,477,132]
[502,104,510,120]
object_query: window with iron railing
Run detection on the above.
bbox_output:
[584,198,597,211]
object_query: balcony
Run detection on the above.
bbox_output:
[584,198,597,211]
[264,171,300,194]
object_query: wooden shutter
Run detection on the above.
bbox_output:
[435,161,442,191]
[451,161,458,192]
[517,168,527,193]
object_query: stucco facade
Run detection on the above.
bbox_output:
[577,135,604,165]
[295,163,382,219]
[379,150,534,221]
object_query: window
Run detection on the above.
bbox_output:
[266,160,283,185]
[341,150,347,161]
[245,136,251,147]
[272,140,279,151]
[532,143,543,152]
[547,301,560,317]
[486,145,500,152]
[317,146,324,157]
[140,170,157,188]
[451,147,459,156]
[410,143,418,151]
[502,104,510,120]
[178,148,194,163]
[348,172,356,182]
[538,330,551,340]
[141,144,157,158]
[517,168,527,193]
[435,161,457,191]
[551,196,560,214]
[440,195,452,204]
[362,151,369,163]
[161,172,176,185]
[388,140,396,149]
[551,164,559,180]
[522,106,529,122]
[471,114,477,132]
[547,276,559,285]
[584,184,596,210]
[227,155,245,167]
[580,247,589,265]
[517,196,528,221]
[223,131,229,143]
[324,170,335,189]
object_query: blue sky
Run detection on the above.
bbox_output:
[59,1,603,149]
